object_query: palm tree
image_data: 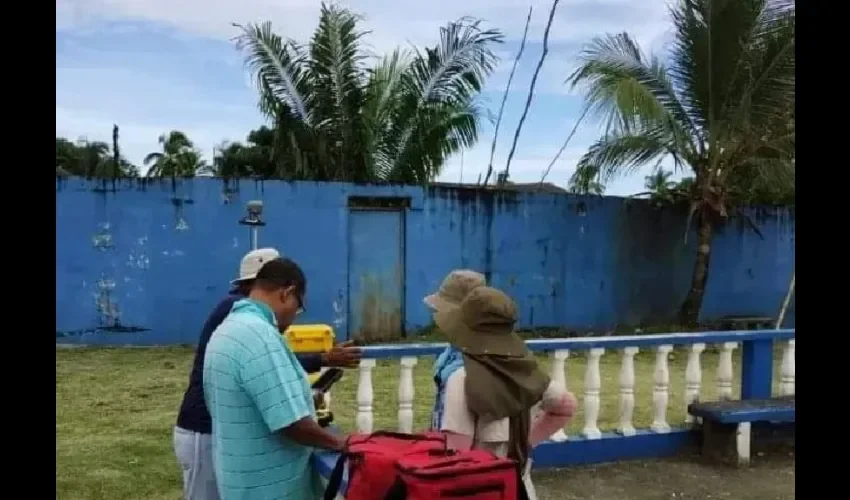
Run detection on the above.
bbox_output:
[644,169,676,193]
[567,164,605,195]
[78,140,111,178]
[234,3,502,183]
[210,141,254,179]
[566,0,794,325]
[144,131,208,178]
[56,136,139,179]
[56,137,81,175]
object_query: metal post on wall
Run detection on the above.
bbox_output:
[239,200,266,251]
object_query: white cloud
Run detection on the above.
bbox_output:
[58,0,672,49]
[56,0,681,192]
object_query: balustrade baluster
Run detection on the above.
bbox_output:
[716,342,737,400]
[779,339,795,396]
[617,346,639,436]
[397,356,418,433]
[356,359,376,433]
[650,345,673,433]
[582,348,604,440]
[684,343,705,425]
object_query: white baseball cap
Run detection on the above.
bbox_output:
[231,248,281,285]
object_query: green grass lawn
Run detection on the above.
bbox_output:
[56,346,787,500]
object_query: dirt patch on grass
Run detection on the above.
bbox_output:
[534,450,794,500]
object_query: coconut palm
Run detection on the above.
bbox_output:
[144,131,208,178]
[234,2,502,182]
[56,136,139,179]
[210,141,255,178]
[566,0,795,325]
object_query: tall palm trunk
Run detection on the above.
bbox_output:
[679,210,714,326]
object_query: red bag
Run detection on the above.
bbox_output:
[322,431,447,500]
[386,449,528,500]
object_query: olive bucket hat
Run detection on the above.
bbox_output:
[423,269,486,312]
[434,286,528,357]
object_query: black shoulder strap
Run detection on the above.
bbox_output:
[322,453,347,500]
[518,463,531,500]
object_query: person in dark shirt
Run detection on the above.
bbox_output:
[173,248,361,500]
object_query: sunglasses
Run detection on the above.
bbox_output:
[289,288,306,315]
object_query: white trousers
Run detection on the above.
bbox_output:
[173,427,220,500]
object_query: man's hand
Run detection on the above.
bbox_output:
[321,340,362,368]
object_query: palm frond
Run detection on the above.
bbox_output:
[143,152,163,165]
[667,0,793,142]
[234,21,312,124]
[568,32,700,156]
[307,3,370,181]
[409,18,503,104]
[573,127,672,185]
[568,163,605,195]
[308,3,367,123]
[389,18,502,173]
[364,49,412,133]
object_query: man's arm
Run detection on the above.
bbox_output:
[296,354,323,374]
[241,337,344,452]
[295,341,363,373]
[280,417,344,451]
[529,384,577,446]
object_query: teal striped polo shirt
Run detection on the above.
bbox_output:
[203,299,320,500]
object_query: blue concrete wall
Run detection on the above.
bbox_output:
[56,178,795,345]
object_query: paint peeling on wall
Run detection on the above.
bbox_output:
[95,275,120,326]
[127,236,150,269]
[91,222,114,250]
[171,196,193,232]
[332,290,346,330]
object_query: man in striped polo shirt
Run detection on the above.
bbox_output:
[204,258,345,500]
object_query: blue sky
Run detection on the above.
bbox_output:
[56,0,684,195]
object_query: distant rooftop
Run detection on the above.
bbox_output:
[432,181,568,194]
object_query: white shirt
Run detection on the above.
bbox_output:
[439,367,565,455]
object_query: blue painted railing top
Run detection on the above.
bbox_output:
[359,329,795,359]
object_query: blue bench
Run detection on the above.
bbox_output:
[688,396,795,466]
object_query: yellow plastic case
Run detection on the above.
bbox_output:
[283,324,335,385]
[283,324,335,354]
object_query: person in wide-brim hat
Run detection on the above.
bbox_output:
[431,286,577,500]
[426,270,486,431]
[423,269,486,313]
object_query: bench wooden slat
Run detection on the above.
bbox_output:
[688,397,795,424]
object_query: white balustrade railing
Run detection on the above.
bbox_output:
[650,344,673,433]
[356,358,376,434]
[342,330,795,440]
[779,339,795,396]
[617,346,638,436]
[397,356,417,433]
[582,347,604,439]
[684,343,705,426]
[716,342,737,400]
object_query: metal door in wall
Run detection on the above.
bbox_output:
[347,208,405,341]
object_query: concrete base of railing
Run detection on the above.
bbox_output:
[310,427,700,491]
[530,428,697,467]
